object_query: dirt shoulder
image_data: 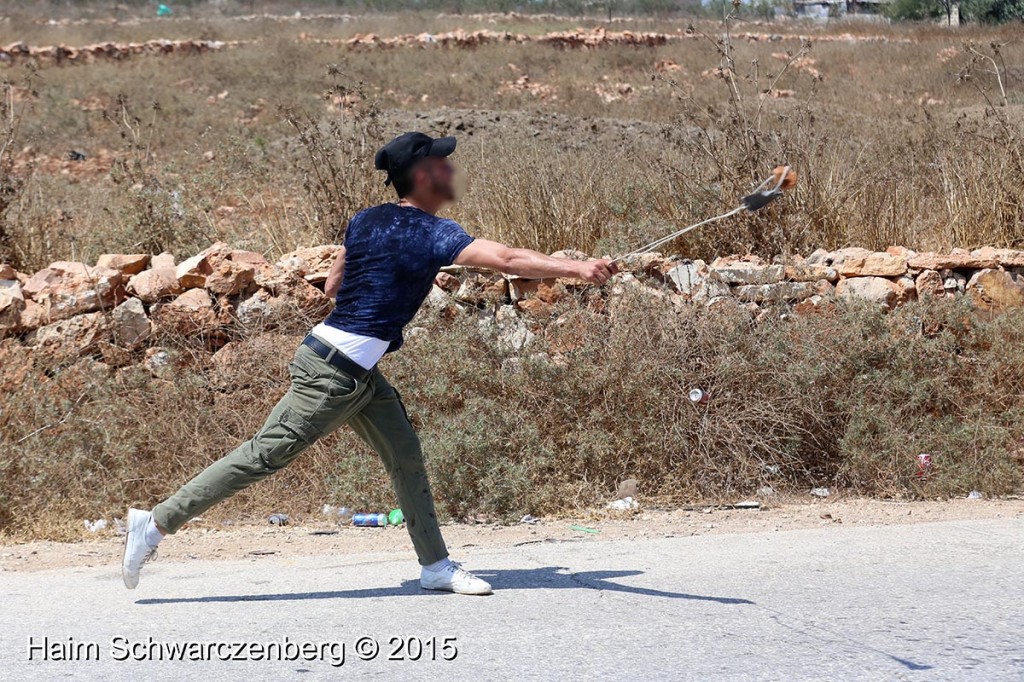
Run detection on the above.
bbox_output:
[2,497,1021,573]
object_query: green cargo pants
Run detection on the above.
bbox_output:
[151,340,449,566]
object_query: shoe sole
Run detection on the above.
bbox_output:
[420,584,493,596]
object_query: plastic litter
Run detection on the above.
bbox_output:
[607,496,639,511]
[323,504,354,524]
[570,524,600,534]
[83,519,107,533]
[156,4,172,17]
[388,508,404,526]
[967,490,983,500]
[810,487,830,498]
[520,514,538,524]
[268,513,288,526]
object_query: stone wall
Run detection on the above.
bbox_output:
[2,243,1023,367]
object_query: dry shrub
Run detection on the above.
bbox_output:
[3,295,1023,540]
[282,65,391,244]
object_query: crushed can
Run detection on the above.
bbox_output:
[916,453,932,479]
[352,513,387,527]
[688,388,710,405]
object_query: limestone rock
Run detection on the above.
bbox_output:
[0,279,25,334]
[21,261,123,321]
[517,298,554,317]
[665,260,707,297]
[253,265,330,316]
[619,252,669,278]
[228,250,270,267]
[793,295,834,316]
[28,311,109,358]
[127,267,182,302]
[456,273,508,305]
[783,263,839,283]
[96,253,150,276]
[915,270,945,299]
[110,297,151,348]
[18,300,47,331]
[143,347,172,376]
[495,304,535,353]
[205,257,255,296]
[549,249,589,261]
[710,257,783,285]
[176,250,215,289]
[834,249,907,277]
[693,272,732,305]
[508,277,566,303]
[276,245,341,284]
[973,247,1024,268]
[908,249,998,271]
[153,288,219,335]
[421,285,453,313]
[735,281,817,303]
[895,276,918,302]
[836,276,902,309]
[967,269,1024,311]
[434,271,461,293]
[151,252,176,269]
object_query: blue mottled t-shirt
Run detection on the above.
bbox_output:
[323,203,474,352]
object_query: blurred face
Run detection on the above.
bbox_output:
[411,156,457,202]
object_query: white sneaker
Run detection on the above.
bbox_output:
[122,508,159,590]
[420,561,492,595]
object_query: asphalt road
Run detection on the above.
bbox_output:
[2,518,1021,681]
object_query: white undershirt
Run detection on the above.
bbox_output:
[310,323,389,370]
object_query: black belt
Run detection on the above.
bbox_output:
[301,335,373,382]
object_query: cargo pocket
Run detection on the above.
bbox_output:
[280,406,321,444]
[256,406,323,472]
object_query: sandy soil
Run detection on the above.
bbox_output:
[2,497,1021,573]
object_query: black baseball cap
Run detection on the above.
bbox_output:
[374,132,457,186]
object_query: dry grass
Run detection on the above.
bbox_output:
[2,7,1024,539]
[2,295,1023,541]
[1,13,1023,270]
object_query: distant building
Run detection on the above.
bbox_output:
[793,0,892,17]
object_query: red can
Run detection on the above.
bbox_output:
[916,453,932,479]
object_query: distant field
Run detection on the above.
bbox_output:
[1,8,1022,272]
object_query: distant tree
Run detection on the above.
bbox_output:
[885,0,945,21]
[963,0,1024,21]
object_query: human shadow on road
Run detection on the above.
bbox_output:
[135,566,754,606]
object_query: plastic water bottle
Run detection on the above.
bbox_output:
[322,505,354,525]
[352,513,387,527]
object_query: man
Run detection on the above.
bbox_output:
[123,132,618,595]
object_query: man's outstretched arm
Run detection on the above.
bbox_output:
[454,239,617,284]
[323,246,346,300]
